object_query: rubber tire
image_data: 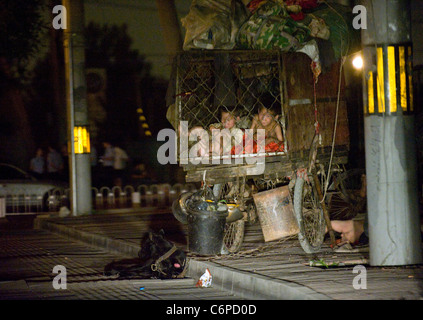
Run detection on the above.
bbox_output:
[223,219,245,253]
[327,169,366,221]
[293,176,326,254]
[171,192,193,224]
[213,183,245,253]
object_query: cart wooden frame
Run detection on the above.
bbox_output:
[171,50,361,254]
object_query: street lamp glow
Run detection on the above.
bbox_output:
[352,55,363,69]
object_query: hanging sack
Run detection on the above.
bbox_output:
[236,0,310,51]
[181,0,250,50]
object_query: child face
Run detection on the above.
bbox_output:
[221,111,236,129]
[258,108,276,127]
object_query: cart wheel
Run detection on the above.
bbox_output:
[223,219,245,253]
[213,183,245,253]
[327,169,366,220]
[293,174,326,254]
[246,200,258,224]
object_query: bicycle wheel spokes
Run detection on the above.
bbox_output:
[223,220,245,253]
[302,181,324,248]
[327,169,366,220]
[214,182,245,253]
[293,175,325,253]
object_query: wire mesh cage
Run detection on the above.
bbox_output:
[171,49,350,178]
[174,50,285,132]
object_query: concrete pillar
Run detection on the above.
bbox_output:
[63,0,92,215]
[361,0,422,265]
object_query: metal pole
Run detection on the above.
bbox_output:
[64,19,77,215]
[63,0,92,216]
[361,0,422,265]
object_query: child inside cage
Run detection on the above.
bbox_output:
[186,106,248,158]
[209,106,245,157]
[250,102,284,152]
[186,101,284,159]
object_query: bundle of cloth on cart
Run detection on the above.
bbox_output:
[181,0,360,76]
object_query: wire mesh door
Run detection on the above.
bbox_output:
[174,50,287,163]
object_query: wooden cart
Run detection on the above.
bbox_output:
[171,50,364,254]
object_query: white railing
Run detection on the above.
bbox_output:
[2,183,198,214]
[3,190,45,214]
[91,183,197,210]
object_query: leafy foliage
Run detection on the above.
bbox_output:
[0,0,45,77]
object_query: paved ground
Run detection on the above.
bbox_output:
[0,219,242,301]
[2,209,423,301]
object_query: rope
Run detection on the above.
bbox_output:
[317,0,349,203]
[313,64,321,140]
[189,234,298,261]
[321,56,346,203]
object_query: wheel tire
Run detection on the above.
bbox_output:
[327,169,366,221]
[213,183,245,253]
[171,192,193,224]
[223,219,245,253]
[293,175,326,254]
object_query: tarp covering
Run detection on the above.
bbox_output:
[181,0,361,59]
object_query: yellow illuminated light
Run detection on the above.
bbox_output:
[366,45,413,115]
[74,126,90,154]
[367,71,374,114]
[399,46,407,111]
[387,46,397,113]
[377,47,385,113]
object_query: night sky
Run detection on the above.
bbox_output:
[84,0,191,79]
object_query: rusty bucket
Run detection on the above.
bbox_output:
[253,185,299,242]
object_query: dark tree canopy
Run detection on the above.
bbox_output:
[0,0,45,78]
[85,22,151,74]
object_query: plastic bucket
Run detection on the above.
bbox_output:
[253,185,299,242]
[187,207,228,255]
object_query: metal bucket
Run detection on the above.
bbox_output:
[253,185,299,242]
[226,204,243,223]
